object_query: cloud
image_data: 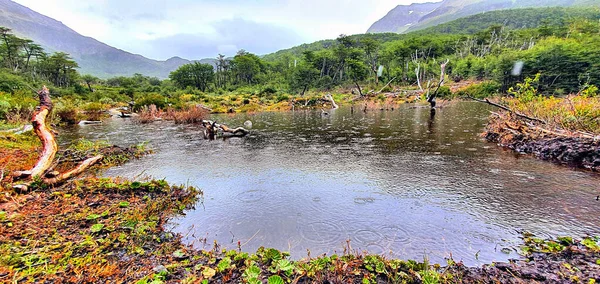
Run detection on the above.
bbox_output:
[13,0,441,60]
[137,18,306,59]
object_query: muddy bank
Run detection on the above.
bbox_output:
[484,113,600,171]
[450,237,600,283]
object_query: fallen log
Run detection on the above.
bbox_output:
[13,86,57,179]
[201,120,250,139]
[43,155,104,185]
[79,120,102,125]
[468,96,547,124]
[0,125,34,134]
[12,86,104,190]
[377,77,396,94]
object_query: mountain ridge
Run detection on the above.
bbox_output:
[368,0,600,34]
[0,0,215,79]
[367,2,442,33]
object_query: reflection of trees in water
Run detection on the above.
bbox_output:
[428,108,436,135]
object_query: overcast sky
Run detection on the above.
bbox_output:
[13,0,438,61]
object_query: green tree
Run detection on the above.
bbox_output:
[360,37,380,83]
[41,52,79,87]
[231,50,263,85]
[347,49,368,96]
[81,74,99,92]
[290,63,319,96]
[169,62,215,91]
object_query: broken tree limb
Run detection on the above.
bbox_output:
[440,59,449,86]
[43,155,103,185]
[377,77,396,94]
[324,93,339,109]
[202,120,250,138]
[0,125,33,134]
[12,86,106,191]
[13,86,57,179]
[468,96,547,124]
[415,63,423,92]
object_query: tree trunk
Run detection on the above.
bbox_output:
[354,81,364,97]
[13,86,103,190]
[13,86,56,179]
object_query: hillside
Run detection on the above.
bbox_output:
[262,33,403,62]
[367,2,442,33]
[369,0,600,34]
[264,6,599,63]
[0,0,212,78]
[414,7,600,35]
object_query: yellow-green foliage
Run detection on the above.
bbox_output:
[0,90,38,122]
[504,75,600,133]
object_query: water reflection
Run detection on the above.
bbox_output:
[58,102,600,266]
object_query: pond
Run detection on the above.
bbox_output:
[59,102,600,266]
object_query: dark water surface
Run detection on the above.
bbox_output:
[59,102,600,266]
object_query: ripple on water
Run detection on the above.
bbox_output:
[378,225,411,243]
[298,221,344,245]
[353,229,384,245]
[354,197,375,204]
[363,243,387,255]
[236,189,266,203]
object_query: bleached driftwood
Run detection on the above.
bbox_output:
[324,93,339,109]
[202,120,250,139]
[12,86,103,190]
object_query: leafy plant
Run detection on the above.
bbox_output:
[90,223,104,233]
[267,275,284,284]
[216,257,232,272]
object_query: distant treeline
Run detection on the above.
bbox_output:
[0,6,599,116]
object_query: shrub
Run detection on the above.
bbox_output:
[99,97,115,105]
[0,100,10,119]
[456,81,501,99]
[432,85,451,99]
[0,71,28,93]
[56,107,80,125]
[165,106,208,124]
[54,100,82,125]
[276,94,289,103]
[134,93,167,110]
[261,86,278,96]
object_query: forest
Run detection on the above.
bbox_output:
[0,7,599,128]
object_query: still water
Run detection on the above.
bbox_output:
[59,102,600,266]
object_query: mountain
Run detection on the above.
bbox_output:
[367,2,442,33]
[0,0,213,78]
[413,7,600,35]
[368,0,600,34]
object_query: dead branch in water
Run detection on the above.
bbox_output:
[468,96,547,124]
[202,120,250,139]
[324,93,339,109]
[12,86,103,190]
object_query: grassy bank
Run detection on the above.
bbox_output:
[481,75,600,171]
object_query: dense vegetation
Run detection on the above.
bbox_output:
[0,7,599,127]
